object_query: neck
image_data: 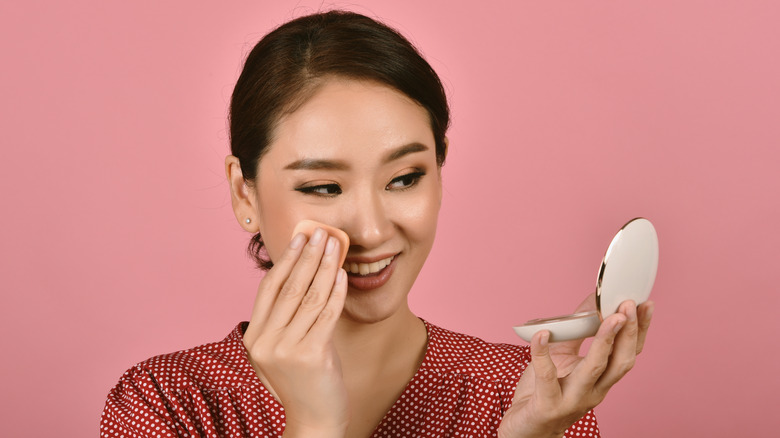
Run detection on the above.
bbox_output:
[333,307,427,377]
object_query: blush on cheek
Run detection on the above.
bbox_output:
[401,187,442,232]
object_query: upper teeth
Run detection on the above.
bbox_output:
[344,256,394,275]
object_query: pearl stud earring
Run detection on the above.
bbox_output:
[245,218,251,224]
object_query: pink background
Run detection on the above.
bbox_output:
[1,1,778,436]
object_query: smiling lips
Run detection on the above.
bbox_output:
[343,254,397,291]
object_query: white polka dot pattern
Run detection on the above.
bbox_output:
[100,321,600,437]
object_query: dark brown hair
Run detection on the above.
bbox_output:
[229,10,450,269]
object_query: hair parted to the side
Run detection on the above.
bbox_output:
[229,10,451,270]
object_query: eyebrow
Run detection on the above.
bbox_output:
[384,142,429,163]
[283,158,349,171]
[283,142,430,171]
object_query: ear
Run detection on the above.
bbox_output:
[437,137,449,204]
[225,155,260,232]
[437,137,449,178]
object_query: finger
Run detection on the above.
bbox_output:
[551,293,598,356]
[306,268,348,344]
[530,331,563,403]
[573,293,597,313]
[285,236,342,341]
[264,227,330,331]
[567,312,625,398]
[244,232,308,341]
[595,301,639,393]
[635,300,654,354]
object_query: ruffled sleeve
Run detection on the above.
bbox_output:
[100,365,193,437]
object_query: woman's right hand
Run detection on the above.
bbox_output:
[242,228,349,437]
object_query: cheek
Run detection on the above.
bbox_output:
[394,182,441,245]
[255,180,303,263]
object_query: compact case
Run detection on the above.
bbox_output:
[513,218,659,342]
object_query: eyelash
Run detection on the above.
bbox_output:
[387,171,426,191]
[295,171,427,197]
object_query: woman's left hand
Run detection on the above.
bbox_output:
[497,295,654,438]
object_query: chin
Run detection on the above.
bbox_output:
[339,288,409,325]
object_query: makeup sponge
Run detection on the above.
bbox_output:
[291,219,350,267]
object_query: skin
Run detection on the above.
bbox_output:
[226,77,654,438]
[500,296,654,438]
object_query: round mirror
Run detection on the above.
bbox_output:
[596,218,659,319]
[513,218,659,342]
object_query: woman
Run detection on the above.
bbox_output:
[101,10,653,438]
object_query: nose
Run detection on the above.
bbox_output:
[340,189,394,251]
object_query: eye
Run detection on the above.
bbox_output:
[295,183,342,197]
[386,171,426,191]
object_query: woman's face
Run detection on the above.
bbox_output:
[249,78,442,324]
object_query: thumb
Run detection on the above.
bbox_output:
[550,293,598,356]
[573,293,597,313]
[531,330,562,402]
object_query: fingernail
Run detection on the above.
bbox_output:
[613,320,625,334]
[645,304,655,319]
[540,331,549,347]
[290,233,306,249]
[336,269,346,284]
[325,236,336,255]
[628,304,637,323]
[310,228,325,245]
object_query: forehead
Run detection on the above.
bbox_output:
[264,78,435,163]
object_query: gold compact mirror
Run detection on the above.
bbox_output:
[513,218,659,342]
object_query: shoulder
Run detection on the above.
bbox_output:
[101,323,262,436]
[423,320,531,382]
[116,322,255,393]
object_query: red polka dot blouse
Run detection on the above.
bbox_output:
[101,320,600,437]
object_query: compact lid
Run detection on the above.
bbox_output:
[596,217,659,319]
